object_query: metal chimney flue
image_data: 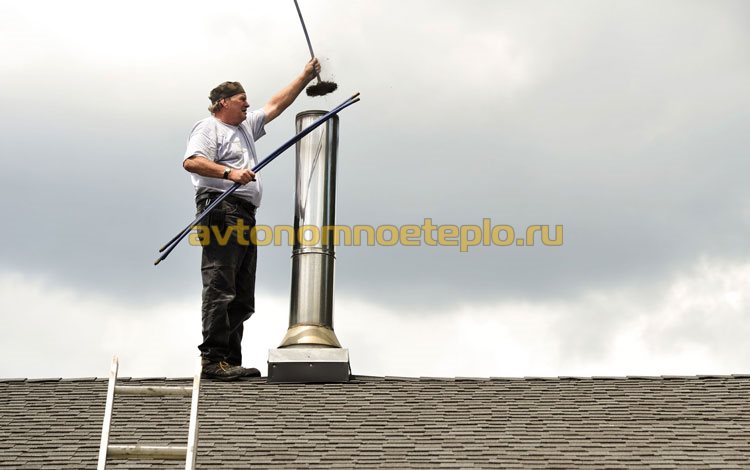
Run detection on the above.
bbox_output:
[267,111,350,383]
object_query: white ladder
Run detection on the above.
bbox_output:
[97,356,201,470]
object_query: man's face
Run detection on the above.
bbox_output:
[221,93,249,124]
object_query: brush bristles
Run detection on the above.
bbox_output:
[306,81,338,97]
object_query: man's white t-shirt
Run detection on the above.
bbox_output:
[183,110,266,207]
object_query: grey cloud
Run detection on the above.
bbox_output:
[1,0,748,314]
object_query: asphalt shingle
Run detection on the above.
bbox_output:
[0,375,748,468]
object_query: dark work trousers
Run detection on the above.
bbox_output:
[196,194,257,365]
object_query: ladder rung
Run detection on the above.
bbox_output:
[115,385,192,397]
[98,356,202,469]
[107,444,187,460]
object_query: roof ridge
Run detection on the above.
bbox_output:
[2,373,749,383]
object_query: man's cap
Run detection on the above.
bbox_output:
[209,81,245,103]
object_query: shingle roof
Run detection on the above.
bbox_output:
[1,375,749,468]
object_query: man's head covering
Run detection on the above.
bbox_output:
[209,81,245,104]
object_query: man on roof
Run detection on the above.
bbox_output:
[183,58,322,380]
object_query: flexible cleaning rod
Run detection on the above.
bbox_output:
[293,0,321,83]
[154,92,360,266]
[292,0,337,96]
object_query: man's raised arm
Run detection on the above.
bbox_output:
[263,58,321,123]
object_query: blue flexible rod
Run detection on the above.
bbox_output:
[154,93,360,265]
[158,93,359,254]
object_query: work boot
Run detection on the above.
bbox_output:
[201,359,242,381]
[228,363,261,378]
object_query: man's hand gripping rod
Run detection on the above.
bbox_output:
[154,92,360,265]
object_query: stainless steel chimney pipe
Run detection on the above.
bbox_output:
[269,110,350,383]
[278,111,343,349]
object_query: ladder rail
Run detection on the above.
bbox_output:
[97,356,119,470]
[185,358,202,470]
[97,357,202,470]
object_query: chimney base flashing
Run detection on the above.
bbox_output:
[267,348,350,383]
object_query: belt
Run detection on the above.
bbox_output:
[196,189,256,213]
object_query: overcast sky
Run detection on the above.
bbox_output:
[1,0,748,379]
